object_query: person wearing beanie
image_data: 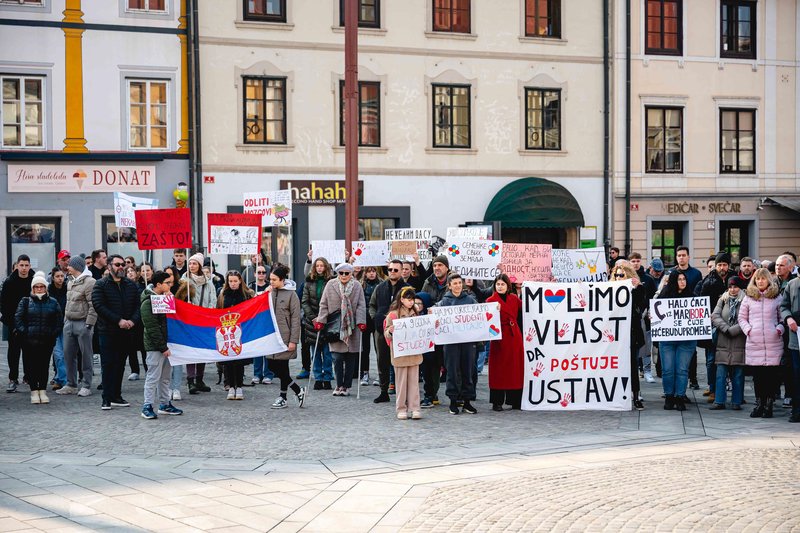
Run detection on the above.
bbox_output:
[1,254,33,393]
[59,256,97,397]
[710,275,747,410]
[14,272,63,404]
[180,252,217,394]
[696,251,733,400]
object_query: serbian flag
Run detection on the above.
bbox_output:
[166,293,287,364]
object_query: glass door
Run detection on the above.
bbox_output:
[7,218,60,274]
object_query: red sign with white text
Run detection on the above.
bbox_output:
[135,209,192,250]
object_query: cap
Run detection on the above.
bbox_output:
[650,257,664,272]
[57,250,71,260]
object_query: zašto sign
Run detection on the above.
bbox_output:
[8,164,156,193]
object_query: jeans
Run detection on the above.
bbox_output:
[99,333,128,402]
[51,333,66,385]
[252,357,275,380]
[660,340,696,397]
[476,342,489,374]
[312,342,333,381]
[714,364,744,406]
[63,319,94,388]
[705,330,718,393]
[640,329,652,373]
[332,351,357,389]
[170,364,183,390]
[444,342,477,401]
[144,350,171,407]
[422,346,443,400]
[790,349,800,417]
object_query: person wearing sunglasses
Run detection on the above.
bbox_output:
[314,263,367,397]
[611,262,647,411]
[249,266,275,385]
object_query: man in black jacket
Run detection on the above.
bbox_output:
[91,254,141,410]
[369,259,408,403]
[1,255,32,392]
[696,251,733,401]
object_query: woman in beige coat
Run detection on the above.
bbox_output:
[384,287,424,420]
[266,265,305,409]
[314,263,366,396]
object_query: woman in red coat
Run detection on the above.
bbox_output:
[486,274,524,411]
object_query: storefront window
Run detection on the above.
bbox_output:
[239,226,293,283]
[8,218,59,273]
[359,218,396,241]
[719,221,750,266]
[103,217,141,261]
[651,221,683,268]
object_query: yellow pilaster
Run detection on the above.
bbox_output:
[62,0,88,152]
[177,0,190,154]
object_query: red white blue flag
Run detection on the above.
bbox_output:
[166,292,286,364]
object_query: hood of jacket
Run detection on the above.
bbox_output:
[141,286,158,303]
[281,279,297,291]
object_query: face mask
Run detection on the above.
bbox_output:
[34,292,46,300]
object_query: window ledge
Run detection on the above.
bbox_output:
[331,26,387,36]
[518,36,567,45]
[425,147,477,154]
[643,173,685,178]
[518,149,567,156]
[424,30,477,41]
[234,20,294,31]
[236,143,295,152]
[719,172,757,177]
[332,146,388,154]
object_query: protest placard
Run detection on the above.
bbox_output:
[351,240,390,267]
[551,247,607,282]
[649,296,712,341]
[501,243,552,283]
[521,281,632,411]
[390,241,417,256]
[243,190,292,226]
[311,240,346,265]
[151,294,176,314]
[135,208,192,250]
[385,228,432,262]
[430,303,502,345]
[391,315,436,357]
[113,192,158,229]
[207,213,262,255]
[444,238,502,280]
[446,226,489,240]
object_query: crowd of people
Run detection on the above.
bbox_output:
[2,244,799,424]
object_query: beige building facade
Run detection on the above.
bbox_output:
[612,0,800,268]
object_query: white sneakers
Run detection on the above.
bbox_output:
[31,391,40,404]
[39,391,50,404]
[56,385,77,395]
[235,387,244,400]
[251,377,261,385]
[128,373,139,381]
[77,387,92,397]
[261,377,272,384]
[644,372,656,383]
[171,389,182,401]
[227,388,236,400]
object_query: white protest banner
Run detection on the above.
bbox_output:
[551,247,607,282]
[649,296,712,341]
[385,228,432,262]
[113,192,158,229]
[431,303,502,345]
[501,243,552,283]
[391,315,436,357]
[444,239,502,280]
[521,281,632,411]
[351,240,390,267]
[207,213,262,255]
[243,190,293,226]
[151,294,176,314]
[311,240,346,265]
[446,226,489,240]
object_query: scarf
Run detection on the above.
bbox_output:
[190,272,206,285]
[337,278,355,341]
[728,296,741,326]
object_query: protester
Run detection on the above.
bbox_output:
[140,271,182,419]
[181,253,216,395]
[629,252,656,299]
[123,265,147,382]
[248,265,275,385]
[163,265,184,400]
[58,255,96,397]
[314,263,367,397]
[738,257,755,284]
[266,265,305,408]
[384,287,423,419]
[1,254,33,393]
[360,266,382,385]
[606,247,621,272]
[421,255,451,407]
[696,251,733,402]
[302,257,334,388]
[780,274,800,423]
[369,259,409,403]
[669,246,703,390]
[486,274,523,411]
[88,249,107,280]
[401,253,429,292]
[738,268,784,419]
[612,262,646,410]
[775,254,796,407]
[217,270,253,400]
[170,249,188,279]
[55,250,71,277]
[658,271,697,411]
[14,271,62,404]
[710,276,747,410]
[47,268,68,390]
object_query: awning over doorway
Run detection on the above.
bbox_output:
[765,197,800,215]
[483,177,585,228]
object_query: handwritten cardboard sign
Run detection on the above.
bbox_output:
[207,213,262,255]
[391,315,436,357]
[135,208,192,250]
[501,243,552,283]
[311,240,346,265]
[390,241,418,256]
[243,190,292,226]
[444,239,503,280]
[522,281,632,411]
[551,247,608,282]
[150,294,176,314]
[351,240,390,267]
[385,228,432,262]
[649,296,712,341]
[430,303,502,345]
[113,192,158,229]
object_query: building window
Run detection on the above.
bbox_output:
[721,0,756,59]
[339,81,380,147]
[525,0,560,38]
[645,0,682,55]
[720,109,755,173]
[244,0,286,22]
[339,0,379,28]
[1,76,43,149]
[0,0,44,4]
[102,216,142,260]
[645,107,682,173]
[719,221,750,266]
[126,0,165,11]
[432,84,470,148]
[243,77,286,144]
[359,218,396,241]
[651,221,684,268]
[7,218,59,274]
[525,88,561,150]
[432,0,470,33]
[128,80,168,150]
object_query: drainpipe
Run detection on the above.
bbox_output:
[602,0,610,248]
[188,0,204,250]
[624,0,632,257]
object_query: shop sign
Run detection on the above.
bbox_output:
[664,201,741,214]
[279,180,363,205]
[8,164,156,193]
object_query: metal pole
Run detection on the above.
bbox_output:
[344,0,359,249]
[624,0,632,257]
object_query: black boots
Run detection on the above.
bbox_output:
[664,395,675,410]
[188,378,198,395]
[196,379,211,392]
[750,400,764,418]
[762,398,774,418]
[674,396,686,411]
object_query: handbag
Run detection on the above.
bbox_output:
[323,310,342,343]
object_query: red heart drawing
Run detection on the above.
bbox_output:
[354,248,362,256]
[485,312,493,321]
[489,325,500,334]
[428,340,435,349]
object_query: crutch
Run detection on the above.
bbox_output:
[305,330,321,402]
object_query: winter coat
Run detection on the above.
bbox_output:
[362,277,381,332]
[711,291,746,366]
[405,262,429,292]
[180,273,217,309]
[301,275,329,340]
[315,278,367,353]
[697,270,730,311]
[91,276,141,334]
[269,284,302,360]
[780,277,800,350]
[738,292,784,366]
[48,282,67,315]
[140,287,168,353]
[629,284,646,351]
[384,310,423,368]
[64,273,97,325]
[369,279,409,338]
[668,265,702,293]
[0,271,32,327]
[14,293,62,341]
[437,290,477,308]
[421,273,449,304]
[486,292,524,391]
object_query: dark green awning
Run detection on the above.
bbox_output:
[483,177,585,229]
